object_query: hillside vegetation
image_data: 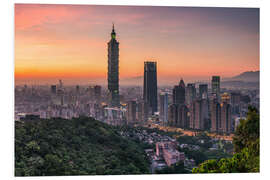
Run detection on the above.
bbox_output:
[15,117,150,176]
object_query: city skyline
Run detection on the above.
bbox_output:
[15,4,259,85]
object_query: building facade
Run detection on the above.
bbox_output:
[160,92,169,125]
[108,24,120,107]
[190,99,208,130]
[127,100,137,125]
[199,84,208,99]
[143,61,158,114]
[186,83,196,107]
[210,97,221,132]
[173,79,186,105]
[211,76,220,101]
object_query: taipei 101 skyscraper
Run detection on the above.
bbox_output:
[107,24,120,107]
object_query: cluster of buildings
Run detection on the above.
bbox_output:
[15,25,259,135]
[156,141,185,166]
[120,128,175,145]
[146,141,196,172]
[119,128,195,171]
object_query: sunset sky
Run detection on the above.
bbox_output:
[15,4,259,85]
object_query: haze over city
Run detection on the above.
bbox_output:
[15,4,259,85]
[14,3,261,176]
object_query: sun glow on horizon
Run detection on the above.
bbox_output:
[15,4,259,85]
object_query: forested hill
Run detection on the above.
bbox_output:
[15,117,150,176]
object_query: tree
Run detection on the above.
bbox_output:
[15,117,151,176]
[233,106,259,153]
[193,106,259,173]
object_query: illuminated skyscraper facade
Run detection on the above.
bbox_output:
[211,76,220,101]
[108,24,120,107]
[199,84,208,99]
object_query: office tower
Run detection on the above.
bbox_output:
[221,92,230,104]
[94,85,102,99]
[104,107,123,126]
[168,104,178,126]
[127,100,137,125]
[173,79,185,105]
[59,79,63,89]
[160,92,169,125]
[220,93,232,134]
[51,85,57,94]
[231,92,241,115]
[201,99,209,129]
[108,24,120,107]
[210,97,221,132]
[137,100,150,124]
[211,76,220,100]
[199,84,208,99]
[76,85,80,94]
[178,104,189,128]
[190,99,208,130]
[168,103,188,128]
[88,85,95,97]
[186,83,196,106]
[220,102,232,134]
[143,61,158,114]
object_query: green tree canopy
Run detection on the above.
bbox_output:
[15,117,150,176]
[192,106,259,173]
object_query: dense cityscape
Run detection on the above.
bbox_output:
[15,25,259,174]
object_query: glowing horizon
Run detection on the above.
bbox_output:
[15,4,259,85]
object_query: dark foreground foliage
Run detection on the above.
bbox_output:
[15,117,150,176]
[192,106,259,173]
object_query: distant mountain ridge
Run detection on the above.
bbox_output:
[119,71,259,86]
[229,71,259,82]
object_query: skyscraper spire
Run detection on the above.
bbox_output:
[179,78,185,88]
[111,23,116,39]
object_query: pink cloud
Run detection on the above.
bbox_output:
[15,4,83,30]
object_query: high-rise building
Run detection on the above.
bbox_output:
[51,85,57,94]
[211,76,220,100]
[220,102,232,134]
[94,85,102,99]
[221,92,230,104]
[88,85,95,97]
[168,104,178,127]
[143,61,158,114]
[220,93,232,134]
[210,94,231,134]
[199,84,208,99]
[108,24,120,107]
[137,100,150,124]
[168,103,188,129]
[76,85,80,94]
[231,92,241,115]
[59,79,63,89]
[178,104,189,128]
[127,100,137,125]
[186,83,196,106]
[210,97,221,132]
[160,92,169,125]
[173,79,185,105]
[190,99,208,130]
